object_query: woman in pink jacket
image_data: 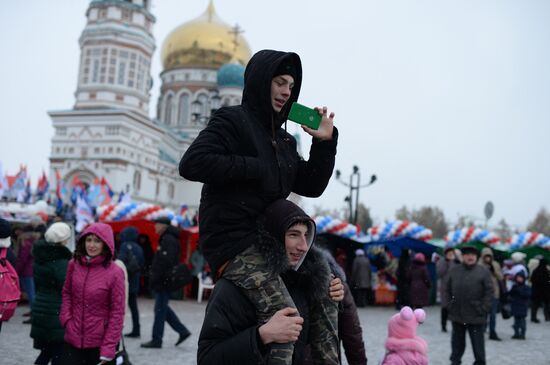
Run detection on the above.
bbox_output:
[60,223,125,364]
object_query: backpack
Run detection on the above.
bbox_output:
[0,248,20,322]
[167,263,193,291]
[125,244,141,275]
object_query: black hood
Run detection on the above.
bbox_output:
[258,199,315,270]
[120,226,139,243]
[242,50,302,129]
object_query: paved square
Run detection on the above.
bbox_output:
[2,298,548,364]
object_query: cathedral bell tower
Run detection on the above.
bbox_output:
[74,0,156,116]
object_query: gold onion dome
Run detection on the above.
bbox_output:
[161,1,252,70]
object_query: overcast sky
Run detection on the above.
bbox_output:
[1,0,549,229]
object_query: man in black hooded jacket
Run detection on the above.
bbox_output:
[198,199,338,365]
[180,50,338,364]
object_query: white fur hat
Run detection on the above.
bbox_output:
[45,222,72,244]
[511,251,526,263]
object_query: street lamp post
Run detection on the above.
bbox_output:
[191,92,221,126]
[335,166,377,224]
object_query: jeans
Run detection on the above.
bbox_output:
[20,276,35,308]
[128,292,140,333]
[513,315,527,337]
[152,291,190,344]
[486,298,499,335]
[450,322,485,365]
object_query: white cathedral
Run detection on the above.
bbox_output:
[48,0,252,212]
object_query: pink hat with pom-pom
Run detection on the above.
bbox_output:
[387,306,426,339]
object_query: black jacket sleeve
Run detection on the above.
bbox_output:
[179,109,262,185]
[198,280,268,365]
[150,234,179,289]
[292,128,339,197]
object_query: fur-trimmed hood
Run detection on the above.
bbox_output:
[256,227,332,302]
[253,199,333,300]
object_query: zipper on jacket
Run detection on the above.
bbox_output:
[80,261,90,348]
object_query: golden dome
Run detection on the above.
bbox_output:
[161,1,252,70]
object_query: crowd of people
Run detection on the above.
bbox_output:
[1,47,549,365]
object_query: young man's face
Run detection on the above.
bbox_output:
[270,75,294,113]
[284,223,309,267]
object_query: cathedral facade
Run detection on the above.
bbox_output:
[49,0,251,211]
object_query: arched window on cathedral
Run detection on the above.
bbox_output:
[168,182,175,199]
[178,93,190,126]
[155,178,159,196]
[197,93,208,117]
[133,170,141,191]
[165,94,173,126]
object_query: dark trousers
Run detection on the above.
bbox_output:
[531,299,550,321]
[128,292,140,334]
[450,322,485,365]
[60,343,100,365]
[35,342,64,365]
[441,306,448,330]
[152,290,190,344]
[513,315,527,337]
[353,288,369,307]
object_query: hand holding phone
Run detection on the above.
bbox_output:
[288,102,322,130]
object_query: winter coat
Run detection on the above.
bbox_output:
[30,240,72,344]
[509,282,531,317]
[16,235,36,278]
[530,259,550,302]
[338,281,368,365]
[198,200,334,365]
[198,246,332,365]
[59,223,125,360]
[149,225,180,291]
[479,247,504,299]
[436,258,458,308]
[179,50,338,273]
[318,250,366,365]
[407,260,431,308]
[118,227,144,294]
[351,255,372,289]
[446,263,494,325]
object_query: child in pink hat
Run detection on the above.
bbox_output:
[381,306,428,365]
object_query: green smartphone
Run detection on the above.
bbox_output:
[288,102,321,130]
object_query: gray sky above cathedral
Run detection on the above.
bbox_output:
[1,0,549,228]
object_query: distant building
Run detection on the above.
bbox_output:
[49,0,251,211]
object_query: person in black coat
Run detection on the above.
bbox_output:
[180,49,339,364]
[198,199,339,365]
[396,249,411,309]
[137,233,154,296]
[141,218,190,348]
[179,50,338,276]
[510,272,532,339]
[30,222,72,365]
[530,257,550,323]
[118,226,144,337]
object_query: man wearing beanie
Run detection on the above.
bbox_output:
[436,246,459,332]
[180,50,338,364]
[446,245,493,365]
